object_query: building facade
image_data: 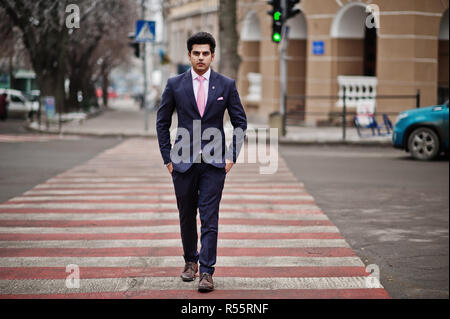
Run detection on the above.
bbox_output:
[166,0,220,75]
[166,0,449,126]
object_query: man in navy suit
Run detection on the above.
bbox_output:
[156,32,247,292]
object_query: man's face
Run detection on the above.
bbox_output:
[188,44,214,75]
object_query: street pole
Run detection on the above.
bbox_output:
[279,0,288,137]
[142,0,149,132]
[342,86,346,141]
[416,89,420,108]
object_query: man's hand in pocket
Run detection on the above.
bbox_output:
[167,163,173,175]
[225,159,234,174]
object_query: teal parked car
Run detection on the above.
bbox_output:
[392,101,449,160]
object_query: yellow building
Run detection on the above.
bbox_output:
[166,0,449,126]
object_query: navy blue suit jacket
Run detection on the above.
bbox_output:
[156,69,247,173]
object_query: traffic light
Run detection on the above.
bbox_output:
[267,0,282,21]
[286,0,301,19]
[267,0,282,43]
[132,42,140,58]
[272,21,282,43]
[128,33,140,58]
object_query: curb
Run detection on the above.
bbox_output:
[24,125,157,139]
[278,138,392,147]
[24,124,393,146]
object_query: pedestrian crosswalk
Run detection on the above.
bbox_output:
[0,138,390,298]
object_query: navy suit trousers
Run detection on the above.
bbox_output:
[171,154,227,275]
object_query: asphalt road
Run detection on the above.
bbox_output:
[0,119,123,203]
[280,144,449,299]
[1,119,448,299]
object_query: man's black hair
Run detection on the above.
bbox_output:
[187,32,216,54]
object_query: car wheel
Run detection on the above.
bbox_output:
[407,127,440,160]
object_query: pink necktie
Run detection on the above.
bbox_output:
[196,76,206,117]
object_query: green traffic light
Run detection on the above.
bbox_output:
[273,33,281,42]
[274,11,281,21]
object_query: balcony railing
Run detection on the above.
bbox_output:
[337,76,378,108]
[246,72,262,103]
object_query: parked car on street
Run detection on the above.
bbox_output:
[24,90,40,103]
[392,101,449,160]
[0,88,38,120]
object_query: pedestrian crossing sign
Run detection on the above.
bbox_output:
[135,20,155,42]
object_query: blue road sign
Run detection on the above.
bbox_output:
[312,41,325,55]
[44,96,55,119]
[135,20,156,42]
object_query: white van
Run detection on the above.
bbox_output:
[0,89,37,117]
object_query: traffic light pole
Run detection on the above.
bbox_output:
[279,0,288,137]
[142,0,149,132]
[268,0,300,137]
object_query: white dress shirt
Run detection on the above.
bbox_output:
[191,67,210,103]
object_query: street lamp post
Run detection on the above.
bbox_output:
[142,0,149,132]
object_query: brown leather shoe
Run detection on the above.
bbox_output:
[180,262,198,282]
[198,273,214,292]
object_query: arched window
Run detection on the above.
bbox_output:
[331,2,377,77]
[286,11,307,40]
[239,11,262,104]
[240,11,261,42]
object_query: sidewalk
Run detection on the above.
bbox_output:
[26,98,393,146]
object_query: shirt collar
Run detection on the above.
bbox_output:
[191,67,211,81]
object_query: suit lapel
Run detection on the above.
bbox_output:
[204,69,219,117]
[182,70,201,117]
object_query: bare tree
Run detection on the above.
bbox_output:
[91,0,136,109]
[94,37,133,108]
[65,0,136,111]
[0,0,72,112]
[218,0,241,80]
[65,1,104,111]
[0,0,136,113]
[0,8,14,72]
[0,8,30,88]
